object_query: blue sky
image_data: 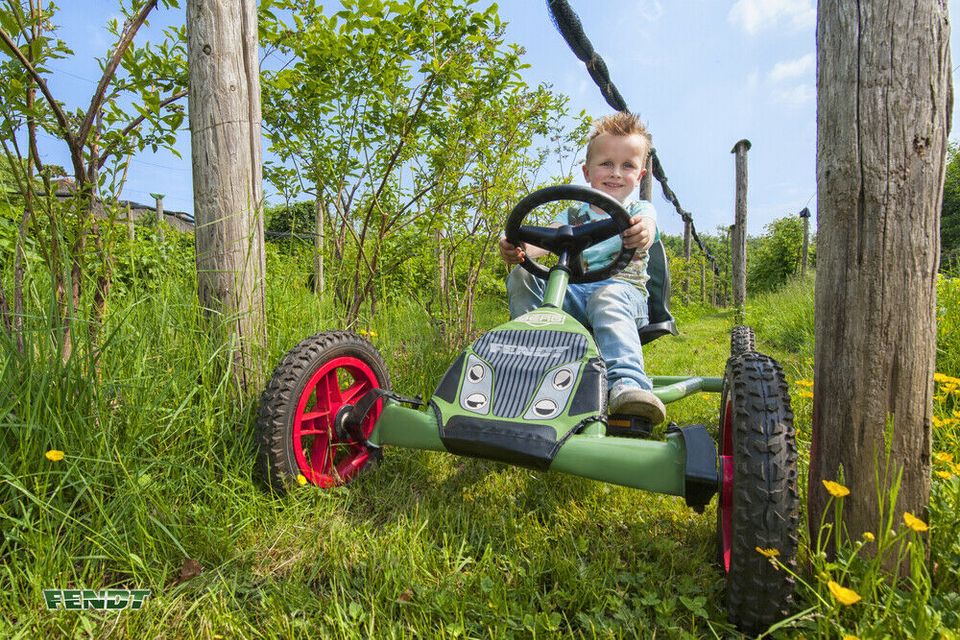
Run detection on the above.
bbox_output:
[22,0,960,238]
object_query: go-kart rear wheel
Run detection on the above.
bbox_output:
[255,331,390,494]
[730,325,756,356]
[717,352,799,634]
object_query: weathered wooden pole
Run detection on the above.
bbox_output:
[700,259,706,303]
[808,0,949,553]
[799,206,811,277]
[731,140,750,315]
[640,149,653,202]
[151,192,165,241]
[187,0,267,394]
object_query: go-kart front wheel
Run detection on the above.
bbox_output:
[717,352,799,634]
[255,331,390,494]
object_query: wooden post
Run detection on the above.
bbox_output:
[799,206,811,277]
[640,152,653,202]
[731,140,750,315]
[151,192,165,241]
[126,203,134,241]
[700,260,706,303]
[808,0,949,555]
[187,0,267,393]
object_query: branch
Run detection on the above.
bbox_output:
[77,0,158,147]
[0,25,83,175]
[97,88,188,169]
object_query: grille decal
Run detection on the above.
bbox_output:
[472,330,587,418]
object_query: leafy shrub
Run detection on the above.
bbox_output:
[748,215,814,294]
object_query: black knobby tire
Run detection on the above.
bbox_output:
[255,330,390,495]
[717,352,799,634]
[730,325,756,357]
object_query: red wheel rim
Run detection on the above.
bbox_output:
[292,356,382,488]
[719,398,734,573]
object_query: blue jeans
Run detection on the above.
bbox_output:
[506,267,652,392]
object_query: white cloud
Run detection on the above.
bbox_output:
[636,0,664,21]
[768,53,815,83]
[773,83,815,105]
[728,0,815,35]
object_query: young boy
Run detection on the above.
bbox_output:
[498,112,666,424]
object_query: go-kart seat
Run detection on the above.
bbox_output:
[639,238,679,345]
[579,237,678,345]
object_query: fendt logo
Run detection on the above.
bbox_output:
[487,343,569,359]
[44,589,151,611]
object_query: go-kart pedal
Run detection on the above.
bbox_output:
[606,414,655,438]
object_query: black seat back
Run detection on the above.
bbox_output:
[639,238,679,345]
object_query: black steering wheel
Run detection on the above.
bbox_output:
[505,184,636,284]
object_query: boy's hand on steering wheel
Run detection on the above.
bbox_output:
[499,237,526,265]
[622,215,656,251]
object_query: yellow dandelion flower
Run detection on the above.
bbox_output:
[936,451,955,464]
[795,379,814,388]
[799,390,814,399]
[935,372,960,385]
[953,410,960,419]
[755,547,780,558]
[296,474,308,486]
[828,580,861,606]
[944,383,959,394]
[843,635,860,640]
[932,416,944,428]
[903,512,929,533]
[936,470,953,480]
[44,450,65,462]
[822,480,850,498]
[862,531,875,542]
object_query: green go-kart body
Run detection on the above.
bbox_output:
[367,290,720,511]
[255,185,800,635]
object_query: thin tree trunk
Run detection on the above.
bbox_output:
[808,0,950,555]
[188,0,267,394]
[313,196,324,295]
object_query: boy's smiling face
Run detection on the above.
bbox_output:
[581,133,648,203]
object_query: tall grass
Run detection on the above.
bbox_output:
[2,247,959,637]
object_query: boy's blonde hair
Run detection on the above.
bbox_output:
[585,111,652,163]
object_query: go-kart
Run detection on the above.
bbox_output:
[254,185,800,634]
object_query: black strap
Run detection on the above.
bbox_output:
[340,388,424,443]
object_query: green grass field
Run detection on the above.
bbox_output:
[2,264,958,638]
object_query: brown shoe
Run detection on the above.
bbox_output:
[607,385,666,425]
